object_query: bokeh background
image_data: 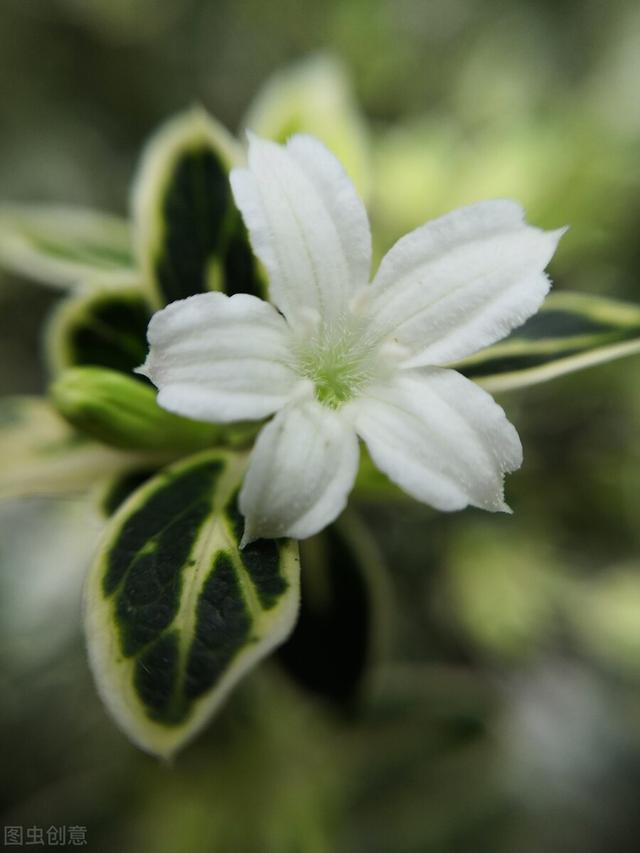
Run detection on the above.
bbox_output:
[2,1,640,850]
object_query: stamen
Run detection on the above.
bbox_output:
[293,314,382,409]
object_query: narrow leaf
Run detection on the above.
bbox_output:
[45,281,151,375]
[0,204,133,288]
[84,450,300,757]
[132,107,263,307]
[454,291,640,392]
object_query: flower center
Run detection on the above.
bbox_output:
[294,316,380,409]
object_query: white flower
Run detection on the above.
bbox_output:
[139,133,566,545]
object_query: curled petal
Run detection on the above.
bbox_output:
[366,200,566,365]
[346,367,522,513]
[139,291,303,423]
[239,400,359,544]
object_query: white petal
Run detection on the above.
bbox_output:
[239,400,359,544]
[346,367,522,513]
[139,292,303,423]
[365,200,566,365]
[230,133,371,325]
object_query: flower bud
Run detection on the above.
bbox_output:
[50,367,221,451]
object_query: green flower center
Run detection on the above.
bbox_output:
[295,319,378,409]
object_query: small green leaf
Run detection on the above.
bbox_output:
[244,55,372,198]
[132,107,263,307]
[84,450,300,757]
[278,511,389,709]
[455,291,640,392]
[51,367,222,452]
[45,280,151,375]
[0,204,134,288]
[0,396,146,499]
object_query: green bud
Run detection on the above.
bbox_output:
[50,367,222,452]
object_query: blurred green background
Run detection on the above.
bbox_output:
[2,0,640,851]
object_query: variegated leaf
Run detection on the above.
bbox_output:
[84,450,300,757]
[45,280,150,375]
[455,291,640,393]
[0,204,133,288]
[132,107,264,307]
[0,396,146,500]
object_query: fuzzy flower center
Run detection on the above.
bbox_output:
[294,316,381,409]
